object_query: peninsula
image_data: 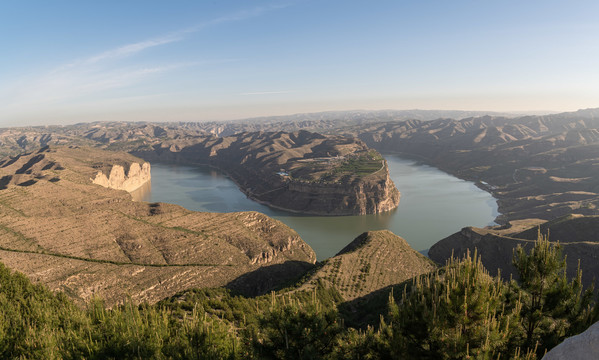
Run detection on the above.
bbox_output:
[131,130,400,215]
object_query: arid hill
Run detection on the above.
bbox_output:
[131,130,400,215]
[0,110,516,155]
[0,122,208,157]
[0,125,400,216]
[3,107,599,221]
[0,146,315,305]
[343,108,599,223]
[298,230,436,301]
[428,214,599,288]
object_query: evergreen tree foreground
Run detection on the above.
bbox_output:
[0,233,596,359]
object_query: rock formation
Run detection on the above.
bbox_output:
[0,146,316,306]
[92,162,151,192]
[543,321,599,360]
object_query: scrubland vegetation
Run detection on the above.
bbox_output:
[1,235,596,359]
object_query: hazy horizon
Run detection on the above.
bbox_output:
[2,1,598,126]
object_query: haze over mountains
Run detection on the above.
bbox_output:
[0,109,521,156]
[2,107,599,222]
[2,107,599,357]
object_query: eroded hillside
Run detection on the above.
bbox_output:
[344,109,599,222]
[0,146,315,305]
[131,130,400,215]
[428,214,599,288]
[299,230,436,301]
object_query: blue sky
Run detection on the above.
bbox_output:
[1,0,599,126]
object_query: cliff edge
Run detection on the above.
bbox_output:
[92,162,151,193]
[132,130,400,215]
[0,146,316,306]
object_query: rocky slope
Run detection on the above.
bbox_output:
[299,230,436,301]
[0,146,316,305]
[543,321,599,360]
[428,214,599,288]
[131,130,400,215]
[343,108,599,223]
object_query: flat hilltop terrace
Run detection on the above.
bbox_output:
[284,149,386,184]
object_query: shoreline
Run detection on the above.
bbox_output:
[144,159,400,217]
[379,150,504,226]
[140,158,496,261]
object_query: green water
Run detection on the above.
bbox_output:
[133,154,498,260]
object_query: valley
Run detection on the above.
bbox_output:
[1,108,599,358]
[0,146,315,305]
[137,156,497,259]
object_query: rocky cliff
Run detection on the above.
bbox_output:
[253,160,399,215]
[0,146,316,306]
[542,321,599,360]
[92,162,151,193]
[132,130,400,215]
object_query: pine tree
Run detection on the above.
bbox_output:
[382,251,522,359]
[510,232,595,355]
[251,291,342,359]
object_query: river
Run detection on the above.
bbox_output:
[132,154,498,260]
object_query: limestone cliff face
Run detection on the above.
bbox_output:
[92,162,151,193]
[132,131,401,216]
[279,161,400,215]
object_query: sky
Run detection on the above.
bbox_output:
[1,0,599,126]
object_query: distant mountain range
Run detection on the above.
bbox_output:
[2,107,599,223]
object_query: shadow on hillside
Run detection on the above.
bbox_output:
[339,282,411,330]
[0,175,12,190]
[225,260,316,297]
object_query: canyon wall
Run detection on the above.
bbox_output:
[275,162,400,215]
[92,162,151,193]
[132,131,400,216]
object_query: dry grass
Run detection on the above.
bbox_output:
[0,146,315,306]
[300,230,436,301]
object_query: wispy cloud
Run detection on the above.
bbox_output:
[5,62,194,110]
[1,3,290,121]
[241,90,294,96]
[85,37,181,64]
[184,3,292,32]
[55,3,292,70]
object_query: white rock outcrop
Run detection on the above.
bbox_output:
[92,162,151,193]
[542,321,599,360]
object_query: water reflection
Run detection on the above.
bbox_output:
[135,155,498,260]
[130,180,152,202]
